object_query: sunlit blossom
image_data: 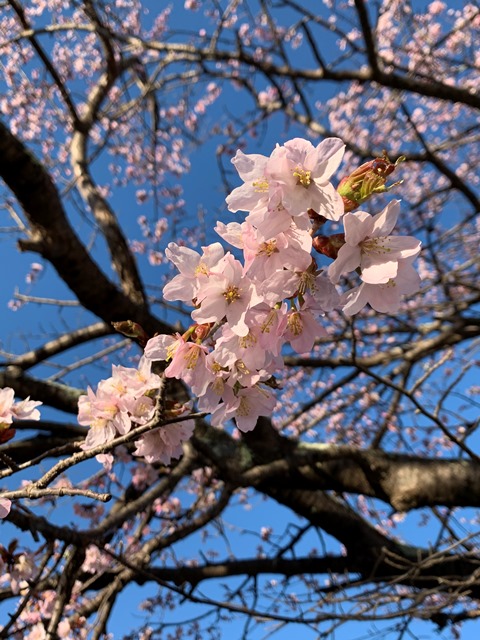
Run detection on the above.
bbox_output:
[328,200,421,284]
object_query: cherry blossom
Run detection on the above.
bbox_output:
[192,253,263,336]
[78,358,162,455]
[227,137,345,224]
[78,385,131,451]
[133,419,195,464]
[0,547,36,594]
[163,340,213,397]
[213,324,271,373]
[225,150,270,213]
[162,242,224,302]
[303,272,341,313]
[284,308,327,354]
[144,332,184,361]
[245,196,299,241]
[78,137,421,463]
[328,200,421,284]
[242,223,313,279]
[267,137,345,220]
[210,385,277,433]
[252,304,289,356]
[341,256,422,315]
[11,396,42,420]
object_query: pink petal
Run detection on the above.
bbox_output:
[371,200,400,237]
[361,259,398,284]
[312,137,346,181]
[344,211,374,246]
[328,244,361,283]
[0,498,11,519]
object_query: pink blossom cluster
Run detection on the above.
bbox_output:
[0,545,36,595]
[143,137,421,439]
[77,357,195,466]
[77,137,421,463]
[0,387,43,519]
[5,584,88,639]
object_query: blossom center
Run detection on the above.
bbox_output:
[298,271,316,295]
[111,380,126,394]
[223,285,241,304]
[195,261,209,276]
[236,360,250,375]
[184,346,200,370]
[237,396,251,417]
[287,312,303,336]
[91,417,108,430]
[135,400,151,416]
[252,178,269,192]
[261,310,276,334]
[293,167,312,188]
[257,240,278,257]
[240,333,257,349]
[211,360,223,374]
[361,237,391,255]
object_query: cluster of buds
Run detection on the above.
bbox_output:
[337,151,405,213]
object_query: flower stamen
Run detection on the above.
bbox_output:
[293,167,312,188]
[223,285,241,303]
[252,178,269,192]
[257,240,278,257]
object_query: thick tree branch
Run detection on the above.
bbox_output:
[70,59,147,306]
[2,322,112,370]
[0,119,172,336]
[193,419,480,512]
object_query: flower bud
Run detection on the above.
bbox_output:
[0,427,16,444]
[312,233,345,260]
[191,323,212,341]
[337,152,405,212]
[112,320,149,347]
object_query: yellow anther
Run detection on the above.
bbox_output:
[211,360,223,374]
[237,396,250,417]
[298,271,316,295]
[185,347,199,370]
[287,312,303,336]
[166,342,179,361]
[257,240,278,257]
[236,360,250,374]
[240,333,257,349]
[252,178,269,192]
[223,285,241,303]
[195,261,209,276]
[361,238,391,255]
[293,167,312,188]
